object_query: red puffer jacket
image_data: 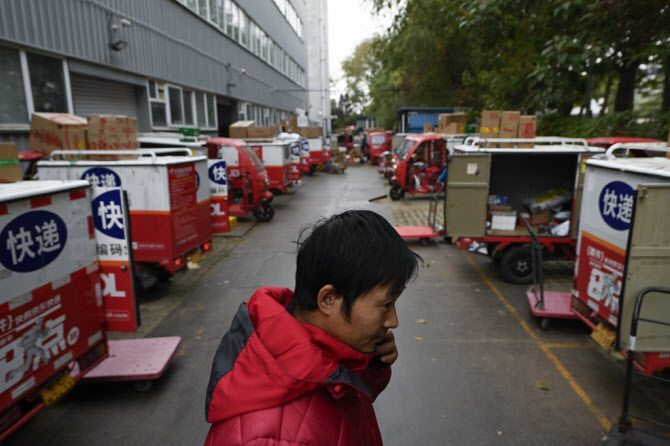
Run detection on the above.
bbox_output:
[204,287,391,446]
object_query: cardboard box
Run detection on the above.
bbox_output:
[480,110,501,145]
[298,126,323,138]
[0,142,23,183]
[530,209,551,225]
[229,121,255,139]
[438,123,465,134]
[517,115,537,148]
[29,113,87,155]
[423,123,434,133]
[498,111,520,147]
[87,115,137,160]
[491,211,517,231]
[438,112,467,128]
[487,204,512,220]
[247,125,279,139]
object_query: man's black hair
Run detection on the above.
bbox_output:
[290,210,422,318]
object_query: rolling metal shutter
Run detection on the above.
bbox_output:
[71,74,138,118]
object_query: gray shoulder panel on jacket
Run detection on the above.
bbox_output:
[205,302,255,419]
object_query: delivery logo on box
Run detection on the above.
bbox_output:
[599,181,634,231]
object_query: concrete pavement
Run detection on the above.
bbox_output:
[7,165,669,445]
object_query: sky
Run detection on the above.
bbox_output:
[327,0,395,100]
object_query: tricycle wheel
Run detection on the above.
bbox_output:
[389,184,404,201]
[253,202,275,222]
[540,317,551,331]
[499,245,534,284]
[134,380,153,392]
[488,243,502,264]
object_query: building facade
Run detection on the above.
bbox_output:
[305,0,330,134]
[0,0,310,150]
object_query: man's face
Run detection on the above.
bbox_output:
[330,284,401,354]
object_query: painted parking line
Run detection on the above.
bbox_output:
[463,251,612,432]
[545,343,592,350]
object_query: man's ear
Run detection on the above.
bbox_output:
[317,284,341,316]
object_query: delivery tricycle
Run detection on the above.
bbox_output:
[205,137,274,222]
[38,150,213,288]
[368,131,390,164]
[244,138,292,195]
[527,143,670,376]
[446,137,603,284]
[389,134,447,200]
[0,180,180,440]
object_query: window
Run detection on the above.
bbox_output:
[195,92,206,127]
[198,0,208,17]
[151,102,167,127]
[269,41,275,67]
[168,86,183,125]
[148,80,157,99]
[183,90,193,125]
[260,30,267,61]
[27,53,68,113]
[149,81,167,127]
[207,94,217,128]
[0,46,28,124]
[208,0,217,22]
[224,0,232,36]
[186,0,197,10]
[216,0,224,27]
[239,9,249,46]
[231,3,239,41]
[0,47,72,126]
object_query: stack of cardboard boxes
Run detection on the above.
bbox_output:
[87,115,138,159]
[28,112,138,160]
[229,121,281,139]
[0,142,22,183]
[437,112,467,134]
[479,110,537,147]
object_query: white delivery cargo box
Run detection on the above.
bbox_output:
[38,153,211,273]
[0,181,107,416]
[574,156,670,355]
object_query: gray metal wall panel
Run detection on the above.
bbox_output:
[0,0,308,112]
[69,60,146,86]
[71,73,138,117]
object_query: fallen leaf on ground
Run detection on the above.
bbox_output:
[414,336,424,341]
[416,318,427,324]
[536,379,551,391]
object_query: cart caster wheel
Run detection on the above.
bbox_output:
[540,318,551,331]
[134,380,153,392]
[420,238,431,246]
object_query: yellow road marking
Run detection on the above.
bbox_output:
[545,343,592,349]
[463,251,612,431]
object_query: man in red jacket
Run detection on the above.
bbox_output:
[205,210,421,445]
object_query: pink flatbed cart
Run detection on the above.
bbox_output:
[80,337,181,391]
[522,217,579,330]
[395,192,442,244]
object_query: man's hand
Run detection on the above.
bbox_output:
[375,331,398,366]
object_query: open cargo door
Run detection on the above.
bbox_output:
[617,184,670,351]
[571,154,589,240]
[92,188,140,333]
[445,154,490,237]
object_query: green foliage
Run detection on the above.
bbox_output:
[336,0,670,131]
[538,112,670,140]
